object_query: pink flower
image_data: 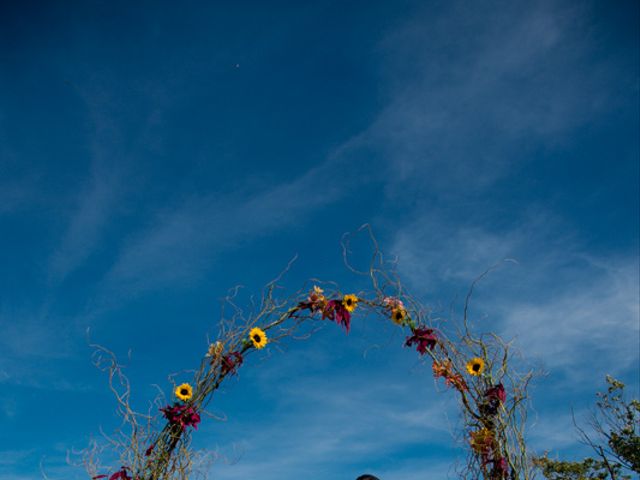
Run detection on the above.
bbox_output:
[382,296,404,310]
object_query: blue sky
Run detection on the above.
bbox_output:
[0,1,638,479]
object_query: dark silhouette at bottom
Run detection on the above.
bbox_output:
[356,475,380,480]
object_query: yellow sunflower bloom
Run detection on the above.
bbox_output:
[391,307,408,325]
[342,294,359,312]
[466,357,485,376]
[249,327,268,349]
[175,383,193,401]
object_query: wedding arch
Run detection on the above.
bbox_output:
[86,229,533,480]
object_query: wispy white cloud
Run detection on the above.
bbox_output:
[101,159,349,295]
[79,0,625,305]
[354,1,620,197]
[499,260,639,375]
[48,160,120,283]
[47,78,172,284]
[391,211,639,378]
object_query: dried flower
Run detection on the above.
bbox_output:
[309,285,325,303]
[432,359,450,378]
[470,428,494,454]
[206,341,224,360]
[432,359,468,392]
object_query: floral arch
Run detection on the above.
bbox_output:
[87,233,532,480]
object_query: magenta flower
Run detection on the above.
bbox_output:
[382,296,404,310]
[405,327,437,354]
[491,457,509,479]
[480,383,506,416]
[322,299,351,332]
[93,466,132,480]
[160,404,201,431]
[485,383,506,403]
[221,351,243,375]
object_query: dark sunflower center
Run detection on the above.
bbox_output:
[395,312,402,319]
[181,388,189,395]
[346,299,352,305]
[253,334,261,343]
[473,363,480,372]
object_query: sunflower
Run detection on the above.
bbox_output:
[391,307,407,325]
[342,294,359,312]
[466,357,485,376]
[175,383,193,401]
[249,327,268,349]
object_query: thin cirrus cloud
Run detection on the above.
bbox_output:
[498,260,639,374]
[100,157,351,295]
[361,1,623,196]
[390,212,639,383]
[56,1,628,300]
[48,160,120,283]
[46,81,167,285]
